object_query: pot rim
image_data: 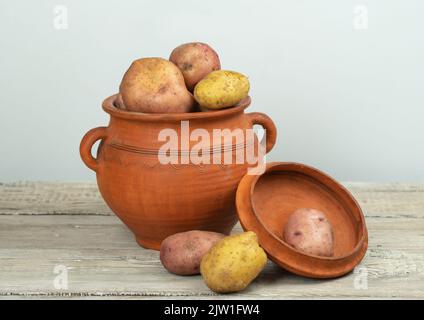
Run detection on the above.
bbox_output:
[102,94,251,122]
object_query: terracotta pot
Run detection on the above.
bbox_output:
[80,94,277,250]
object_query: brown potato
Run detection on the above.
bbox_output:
[160,230,225,275]
[169,42,221,92]
[283,208,334,257]
[119,57,195,113]
[114,94,126,110]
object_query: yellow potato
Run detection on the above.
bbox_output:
[200,231,267,293]
[193,70,249,110]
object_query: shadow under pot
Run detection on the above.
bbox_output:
[80,94,277,250]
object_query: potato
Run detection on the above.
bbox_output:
[169,42,221,92]
[200,231,267,293]
[283,208,334,257]
[119,57,195,113]
[194,70,249,110]
[160,230,225,276]
[114,94,126,110]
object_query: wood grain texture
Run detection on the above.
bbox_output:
[0,182,423,299]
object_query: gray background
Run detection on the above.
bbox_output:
[0,0,423,182]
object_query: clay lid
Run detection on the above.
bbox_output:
[236,162,368,278]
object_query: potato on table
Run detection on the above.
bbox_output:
[160,230,225,276]
[200,231,267,293]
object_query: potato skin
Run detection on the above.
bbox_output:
[170,42,221,92]
[119,57,195,113]
[283,208,334,257]
[200,231,267,293]
[160,230,225,276]
[194,70,250,110]
[114,94,126,110]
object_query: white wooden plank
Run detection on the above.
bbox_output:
[0,182,112,215]
[0,182,423,299]
[1,182,424,217]
[0,215,423,298]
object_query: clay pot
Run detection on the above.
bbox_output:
[80,94,276,250]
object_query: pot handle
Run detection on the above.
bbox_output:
[247,113,277,153]
[80,127,108,172]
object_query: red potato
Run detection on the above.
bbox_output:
[160,230,225,275]
[169,42,221,92]
[283,208,334,257]
[160,230,225,276]
[120,57,195,113]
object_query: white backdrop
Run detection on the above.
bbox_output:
[0,0,423,182]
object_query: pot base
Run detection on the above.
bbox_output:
[135,237,161,250]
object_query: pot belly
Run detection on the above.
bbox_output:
[96,146,248,250]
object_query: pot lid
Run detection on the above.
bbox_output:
[235,162,368,278]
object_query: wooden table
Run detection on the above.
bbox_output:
[0,182,423,299]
